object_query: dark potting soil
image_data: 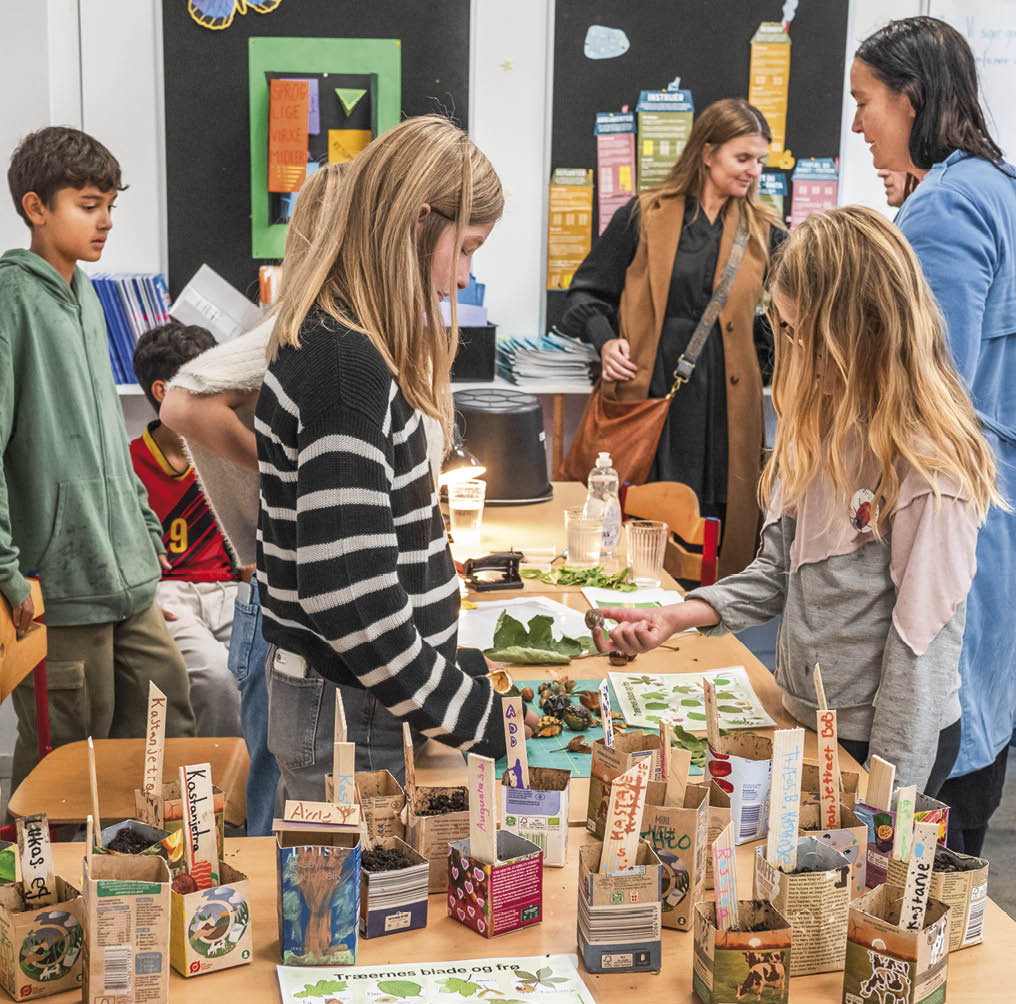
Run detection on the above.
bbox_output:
[362,847,413,872]
[419,791,467,816]
[105,829,153,854]
[934,848,981,872]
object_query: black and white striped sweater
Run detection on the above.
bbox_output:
[255,313,503,757]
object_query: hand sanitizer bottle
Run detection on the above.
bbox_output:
[586,452,622,558]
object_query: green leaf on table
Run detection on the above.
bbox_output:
[485,612,595,664]
[527,614,555,650]
[484,646,571,665]
[491,611,528,648]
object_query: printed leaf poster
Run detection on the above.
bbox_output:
[609,667,775,731]
[277,954,596,1004]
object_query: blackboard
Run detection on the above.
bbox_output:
[547,0,849,329]
[162,1,470,301]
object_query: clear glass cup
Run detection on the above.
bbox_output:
[626,519,669,587]
[448,479,486,547]
[565,505,604,567]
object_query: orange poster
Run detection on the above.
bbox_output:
[268,78,309,193]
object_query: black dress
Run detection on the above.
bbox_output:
[559,196,781,524]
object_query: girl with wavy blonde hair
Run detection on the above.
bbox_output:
[593,205,1002,793]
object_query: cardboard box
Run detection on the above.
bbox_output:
[275,827,360,966]
[499,766,570,867]
[135,781,226,862]
[702,781,732,890]
[799,803,868,899]
[801,762,861,807]
[854,792,949,888]
[693,900,793,1004]
[753,837,851,975]
[354,771,406,842]
[81,853,171,1004]
[577,839,662,974]
[886,845,988,952]
[586,732,660,839]
[169,862,251,977]
[640,781,710,931]
[842,885,951,1004]
[448,830,543,938]
[359,837,428,939]
[405,785,470,894]
[0,877,84,1000]
[706,734,773,845]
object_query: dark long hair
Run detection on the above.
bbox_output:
[856,17,1006,171]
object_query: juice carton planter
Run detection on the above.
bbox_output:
[854,791,948,888]
[98,819,170,855]
[843,885,951,1004]
[640,781,710,931]
[448,831,543,938]
[135,781,226,864]
[706,734,772,845]
[276,828,360,966]
[170,862,252,977]
[753,836,851,976]
[577,839,662,974]
[799,802,868,898]
[499,766,570,867]
[886,845,988,952]
[0,877,84,1001]
[693,900,792,1004]
[360,837,429,939]
[355,770,406,842]
[82,854,171,1004]
[702,781,732,890]
[406,786,470,893]
[586,732,660,839]
[801,762,861,809]
[0,843,13,885]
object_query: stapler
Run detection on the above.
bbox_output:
[462,551,524,592]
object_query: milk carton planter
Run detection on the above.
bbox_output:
[275,827,360,966]
[354,771,406,842]
[886,845,988,952]
[702,781,732,890]
[0,843,13,885]
[693,900,792,1004]
[359,837,428,939]
[499,766,570,867]
[0,878,84,1000]
[586,732,660,839]
[448,831,543,938]
[854,791,948,888]
[799,802,868,899]
[842,886,951,1004]
[406,786,470,894]
[706,734,773,845]
[98,819,170,856]
[135,781,226,863]
[169,862,251,977]
[753,836,851,975]
[82,854,171,1004]
[576,840,663,974]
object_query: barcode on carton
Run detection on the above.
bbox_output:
[103,946,132,992]
[964,885,987,945]
[738,803,762,840]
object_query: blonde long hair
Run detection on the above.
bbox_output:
[269,116,503,438]
[762,205,1001,531]
[278,160,352,277]
[638,98,783,258]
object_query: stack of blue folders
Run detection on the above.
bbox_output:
[91,273,172,385]
[496,329,599,390]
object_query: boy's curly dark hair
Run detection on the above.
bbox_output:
[133,322,217,413]
[8,126,126,225]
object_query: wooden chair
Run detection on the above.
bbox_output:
[621,481,721,586]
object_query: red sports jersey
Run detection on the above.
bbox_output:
[130,422,234,582]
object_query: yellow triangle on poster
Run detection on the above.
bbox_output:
[335,87,367,116]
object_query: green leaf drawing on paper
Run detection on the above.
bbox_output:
[686,711,707,720]
[680,699,701,707]
[711,677,731,686]
[514,972,537,983]
[642,691,667,700]
[376,981,422,998]
[438,977,483,997]
[717,692,739,700]
[717,705,744,714]
[295,979,347,999]
[644,701,669,710]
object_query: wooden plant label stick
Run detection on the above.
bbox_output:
[899,820,939,931]
[402,723,416,805]
[143,681,167,795]
[502,696,530,788]
[334,689,347,744]
[665,746,692,808]
[87,736,101,834]
[893,785,918,862]
[867,756,896,811]
[712,821,739,932]
[179,762,219,888]
[766,728,805,872]
[658,720,672,782]
[332,741,356,806]
[703,678,721,750]
[284,800,360,826]
[600,757,652,873]
[817,707,841,830]
[16,813,56,907]
[813,663,828,711]
[598,679,614,748]
[467,753,497,865]
[85,815,94,869]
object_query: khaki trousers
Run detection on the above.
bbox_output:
[11,601,196,791]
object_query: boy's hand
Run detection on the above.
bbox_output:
[592,600,721,656]
[160,607,179,622]
[12,594,35,639]
[158,554,172,573]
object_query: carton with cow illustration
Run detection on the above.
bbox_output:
[693,899,792,1004]
[586,732,661,839]
[842,885,950,1004]
[854,791,948,888]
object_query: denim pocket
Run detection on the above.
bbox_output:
[227,599,259,682]
[267,663,325,770]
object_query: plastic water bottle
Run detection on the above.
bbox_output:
[586,452,622,558]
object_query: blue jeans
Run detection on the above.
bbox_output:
[226,576,279,836]
[265,644,408,803]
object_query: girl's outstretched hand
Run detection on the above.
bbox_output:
[592,599,721,656]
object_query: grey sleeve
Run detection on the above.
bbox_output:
[868,604,965,791]
[685,516,793,635]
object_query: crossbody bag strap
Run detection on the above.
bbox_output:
[667,206,751,398]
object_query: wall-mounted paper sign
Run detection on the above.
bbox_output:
[268,78,310,193]
[759,171,789,220]
[636,85,694,191]
[546,168,594,291]
[595,112,637,235]
[790,157,839,228]
[328,128,372,164]
[749,22,791,156]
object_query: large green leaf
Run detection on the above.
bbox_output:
[483,646,572,665]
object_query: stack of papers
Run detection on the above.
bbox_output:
[497,329,599,389]
[92,273,172,385]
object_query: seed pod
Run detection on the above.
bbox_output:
[534,716,563,738]
[562,705,593,731]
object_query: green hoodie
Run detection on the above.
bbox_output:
[0,249,164,625]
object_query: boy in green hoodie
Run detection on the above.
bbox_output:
[0,126,195,792]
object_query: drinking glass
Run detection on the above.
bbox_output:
[565,505,604,567]
[626,519,669,587]
[448,480,486,546]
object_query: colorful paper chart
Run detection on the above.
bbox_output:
[268,78,309,193]
[609,667,776,731]
[277,954,596,1004]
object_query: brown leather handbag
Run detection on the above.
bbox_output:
[559,209,750,487]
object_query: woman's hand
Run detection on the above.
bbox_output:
[600,338,638,382]
[592,600,721,655]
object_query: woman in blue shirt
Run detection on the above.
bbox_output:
[851,16,1016,855]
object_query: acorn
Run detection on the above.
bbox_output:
[534,716,563,738]
[562,705,593,731]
